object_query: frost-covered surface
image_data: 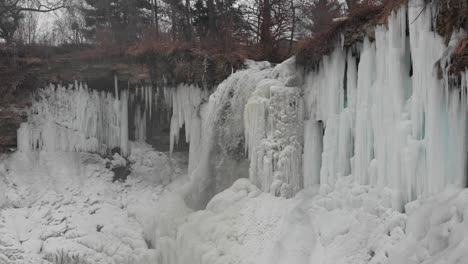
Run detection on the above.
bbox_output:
[0,143,187,264]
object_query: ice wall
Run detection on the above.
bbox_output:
[303,0,468,209]
[18,82,130,156]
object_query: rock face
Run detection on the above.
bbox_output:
[0,47,243,151]
[0,107,27,151]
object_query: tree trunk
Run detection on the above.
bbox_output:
[185,0,192,42]
[260,0,273,60]
[345,0,358,9]
[288,0,295,56]
[153,0,160,36]
[207,0,217,39]
[171,5,177,41]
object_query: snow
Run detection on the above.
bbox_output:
[155,176,410,264]
[0,143,187,264]
[388,189,468,264]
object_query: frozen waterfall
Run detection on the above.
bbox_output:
[178,0,468,209]
[16,0,468,212]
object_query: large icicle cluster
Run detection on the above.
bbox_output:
[168,84,208,155]
[303,0,467,209]
[18,82,130,156]
[130,85,154,142]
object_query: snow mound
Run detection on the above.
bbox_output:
[389,189,468,264]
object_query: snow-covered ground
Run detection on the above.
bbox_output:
[0,143,188,264]
[153,178,468,264]
[2,146,467,264]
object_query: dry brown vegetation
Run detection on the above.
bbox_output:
[0,33,247,96]
[297,0,467,72]
[296,0,404,68]
[449,37,468,75]
[434,0,468,44]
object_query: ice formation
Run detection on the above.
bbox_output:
[17,82,130,156]
[180,3,466,207]
[302,1,467,209]
[244,78,304,197]
[168,84,208,155]
[176,58,308,208]
[179,0,467,205]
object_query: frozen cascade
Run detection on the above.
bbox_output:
[175,58,304,209]
[180,61,274,208]
[17,82,130,156]
[302,1,468,209]
[244,76,304,197]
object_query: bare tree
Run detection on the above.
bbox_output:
[288,0,296,55]
[0,0,68,44]
[240,0,294,60]
[15,10,38,44]
[53,3,87,44]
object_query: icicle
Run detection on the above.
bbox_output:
[114,74,119,99]
[120,89,129,156]
[299,0,467,209]
[168,84,207,156]
[149,86,153,120]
